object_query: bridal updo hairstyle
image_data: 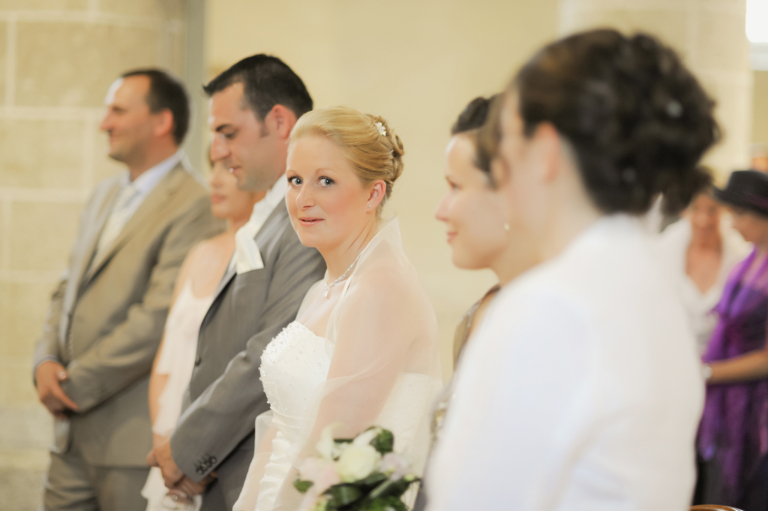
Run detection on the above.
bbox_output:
[290,106,405,213]
[512,29,719,214]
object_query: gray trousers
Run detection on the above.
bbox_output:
[42,449,149,511]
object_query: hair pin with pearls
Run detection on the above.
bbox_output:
[375,121,387,137]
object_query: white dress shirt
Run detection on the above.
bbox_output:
[94,150,183,261]
[231,175,288,274]
[427,215,704,511]
[658,218,749,355]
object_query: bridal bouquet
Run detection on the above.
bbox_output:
[294,425,418,511]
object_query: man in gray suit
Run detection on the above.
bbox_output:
[33,69,223,510]
[151,55,326,510]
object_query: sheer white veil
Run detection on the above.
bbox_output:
[277,217,442,509]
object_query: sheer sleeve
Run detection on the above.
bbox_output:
[271,219,442,510]
[234,414,277,511]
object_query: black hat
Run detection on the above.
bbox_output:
[714,170,768,218]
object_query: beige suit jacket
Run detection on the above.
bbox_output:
[33,163,224,467]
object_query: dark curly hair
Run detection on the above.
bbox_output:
[451,95,501,174]
[512,29,719,215]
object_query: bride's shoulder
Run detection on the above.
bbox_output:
[352,249,419,294]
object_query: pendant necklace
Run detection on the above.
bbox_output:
[324,250,364,298]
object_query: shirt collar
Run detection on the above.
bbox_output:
[228,175,289,273]
[244,174,288,226]
[121,149,183,196]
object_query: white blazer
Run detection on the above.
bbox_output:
[427,215,705,511]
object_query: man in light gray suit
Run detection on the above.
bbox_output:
[150,55,326,510]
[33,69,223,510]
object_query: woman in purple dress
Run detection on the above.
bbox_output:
[698,169,768,509]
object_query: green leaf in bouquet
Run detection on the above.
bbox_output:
[357,496,408,511]
[294,478,314,493]
[357,471,388,488]
[369,477,420,500]
[370,429,394,454]
[325,483,364,507]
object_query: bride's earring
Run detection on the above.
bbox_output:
[503,222,510,232]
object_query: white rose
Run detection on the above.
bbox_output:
[315,427,333,460]
[332,441,351,460]
[316,425,337,460]
[336,444,381,482]
[352,428,380,447]
[380,452,411,480]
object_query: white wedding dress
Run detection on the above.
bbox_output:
[235,218,442,511]
[254,322,334,510]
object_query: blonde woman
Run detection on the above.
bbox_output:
[234,107,442,511]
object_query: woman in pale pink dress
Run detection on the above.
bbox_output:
[141,158,262,511]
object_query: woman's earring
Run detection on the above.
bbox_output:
[368,204,372,208]
[504,222,510,232]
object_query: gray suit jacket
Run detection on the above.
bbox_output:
[33,164,224,466]
[170,200,325,495]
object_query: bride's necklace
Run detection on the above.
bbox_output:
[324,250,364,298]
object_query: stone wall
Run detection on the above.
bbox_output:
[0,1,184,509]
[754,70,768,148]
[559,0,752,179]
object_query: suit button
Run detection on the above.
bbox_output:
[195,356,201,366]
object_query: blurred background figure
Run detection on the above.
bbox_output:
[659,172,750,356]
[697,169,768,510]
[435,95,538,369]
[33,69,222,511]
[427,29,719,511]
[751,143,768,172]
[142,154,262,511]
[414,96,539,511]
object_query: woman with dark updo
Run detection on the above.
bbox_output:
[436,95,538,368]
[413,96,539,511]
[426,29,719,510]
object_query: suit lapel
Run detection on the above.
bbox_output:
[210,264,237,307]
[74,182,120,292]
[204,201,289,316]
[82,165,186,285]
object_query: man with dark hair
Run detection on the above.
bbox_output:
[122,69,191,146]
[151,54,325,510]
[34,69,222,510]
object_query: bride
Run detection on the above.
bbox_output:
[234,106,443,511]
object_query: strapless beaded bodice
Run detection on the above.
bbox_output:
[255,322,334,511]
[260,322,334,430]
